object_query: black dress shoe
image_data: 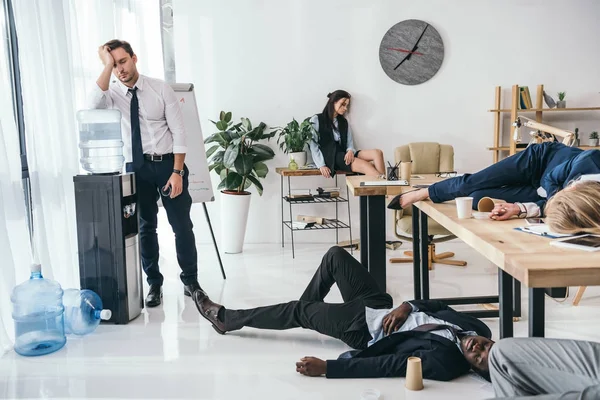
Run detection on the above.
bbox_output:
[145,284,163,308]
[192,291,226,334]
[184,281,205,297]
[387,189,421,210]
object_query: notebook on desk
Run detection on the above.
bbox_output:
[360,180,409,186]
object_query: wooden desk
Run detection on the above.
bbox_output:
[413,200,600,338]
[345,174,441,291]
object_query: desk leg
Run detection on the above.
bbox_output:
[419,210,429,300]
[513,278,521,318]
[366,195,386,292]
[360,196,369,268]
[499,269,514,338]
[529,288,545,337]
[411,206,421,300]
[288,176,295,259]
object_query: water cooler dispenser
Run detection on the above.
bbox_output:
[73,110,143,324]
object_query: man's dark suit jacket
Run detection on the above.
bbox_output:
[326,300,492,380]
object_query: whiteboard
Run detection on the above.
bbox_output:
[170,83,214,203]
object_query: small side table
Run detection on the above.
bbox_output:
[276,168,354,258]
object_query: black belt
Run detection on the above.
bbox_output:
[144,153,174,162]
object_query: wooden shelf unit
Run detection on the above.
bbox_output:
[488,84,600,162]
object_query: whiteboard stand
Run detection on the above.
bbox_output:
[170,83,225,280]
[202,202,226,279]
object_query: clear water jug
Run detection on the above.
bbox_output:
[11,264,66,356]
[77,109,124,174]
[63,288,112,335]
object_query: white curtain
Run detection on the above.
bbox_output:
[0,72,32,355]
[8,0,163,293]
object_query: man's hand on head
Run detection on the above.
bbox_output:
[98,45,114,67]
[296,357,326,377]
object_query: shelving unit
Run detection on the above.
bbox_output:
[276,167,353,259]
[488,84,600,162]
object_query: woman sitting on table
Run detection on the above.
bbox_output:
[388,142,600,233]
[309,90,385,178]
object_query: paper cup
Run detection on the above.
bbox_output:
[456,197,473,219]
[400,161,412,182]
[477,197,505,212]
[405,356,424,391]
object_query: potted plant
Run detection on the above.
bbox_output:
[205,111,275,253]
[589,131,599,147]
[273,117,314,167]
[557,92,566,108]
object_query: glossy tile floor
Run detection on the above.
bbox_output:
[3,238,600,399]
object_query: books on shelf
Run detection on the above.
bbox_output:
[519,86,533,109]
[291,221,315,229]
[296,215,334,224]
[288,189,313,199]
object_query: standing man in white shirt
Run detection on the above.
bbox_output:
[87,39,205,307]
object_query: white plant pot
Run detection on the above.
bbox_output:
[220,190,251,254]
[557,100,566,108]
[590,138,599,147]
[289,151,307,167]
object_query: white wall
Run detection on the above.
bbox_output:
[172,0,600,245]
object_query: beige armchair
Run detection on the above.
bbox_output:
[390,142,467,269]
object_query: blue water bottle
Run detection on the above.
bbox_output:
[11,264,66,356]
[63,289,112,335]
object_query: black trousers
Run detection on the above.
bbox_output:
[130,158,198,286]
[223,247,393,350]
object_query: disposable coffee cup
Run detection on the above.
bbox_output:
[456,197,473,219]
[405,356,424,391]
[477,197,505,212]
[400,161,412,182]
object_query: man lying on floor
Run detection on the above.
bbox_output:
[193,246,494,380]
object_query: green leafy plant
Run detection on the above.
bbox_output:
[273,117,315,153]
[590,131,599,140]
[557,92,566,101]
[205,111,275,195]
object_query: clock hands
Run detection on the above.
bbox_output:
[393,23,429,70]
[386,48,424,56]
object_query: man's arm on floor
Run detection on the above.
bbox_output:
[326,349,462,381]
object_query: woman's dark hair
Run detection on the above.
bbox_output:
[322,90,351,126]
[103,39,135,57]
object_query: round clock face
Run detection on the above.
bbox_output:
[379,19,444,85]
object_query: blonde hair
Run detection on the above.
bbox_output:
[545,180,600,235]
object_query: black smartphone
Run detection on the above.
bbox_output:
[412,184,431,188]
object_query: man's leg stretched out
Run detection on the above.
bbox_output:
[193,246,392,350]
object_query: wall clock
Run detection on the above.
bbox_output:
[379,19,444,85]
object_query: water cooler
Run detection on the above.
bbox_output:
[73,110,143,324]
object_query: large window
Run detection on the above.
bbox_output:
[1,0,31,234]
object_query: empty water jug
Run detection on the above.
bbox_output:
[11,264,66,356]
[77,109,124,174]
[63,288,112,335]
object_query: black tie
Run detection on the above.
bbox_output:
[128,87,144,171]
[413,323,466,339]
